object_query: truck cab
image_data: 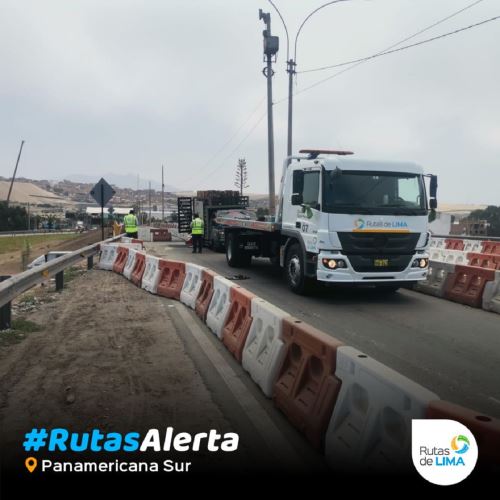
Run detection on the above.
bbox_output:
[279,152,435,292]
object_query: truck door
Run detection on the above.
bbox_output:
[283,167,321,253]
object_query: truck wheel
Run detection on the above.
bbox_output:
[226,233,241,267]
[285,243,311,294]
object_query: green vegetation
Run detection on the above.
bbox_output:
[18,293,37,306]
[0,318,42,347]
[468,206,500,237]
[63,266,84,284]
[0,202,28,231]
[0,233,78,256]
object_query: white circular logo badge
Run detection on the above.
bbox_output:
[412,419,478,486]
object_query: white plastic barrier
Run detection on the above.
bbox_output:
[429,237,446,249]
[98,244,118,270]
[138,226,152,242]
[429,248,444,262]
[206,276,235,339]
[414,261,455,297]
[325,346,438,472]
[242,298,290,397]
[429,248,467,265]
[483,270,500,314]
[141,255,162,294]
[463,239,484,253]
[180,263,205,309]
[123,249,138,280]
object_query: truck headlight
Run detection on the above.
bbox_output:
[412,258,428,268]
[322,258,346,269]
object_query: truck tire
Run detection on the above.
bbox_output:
[226,233,241,267]
[285,243,312,294]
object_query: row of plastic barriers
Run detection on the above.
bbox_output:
[97,240,500,473]
[417,237,500,313]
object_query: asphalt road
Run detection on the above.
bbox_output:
[146,241,500,418]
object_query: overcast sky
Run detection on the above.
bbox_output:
[0,0,499,203]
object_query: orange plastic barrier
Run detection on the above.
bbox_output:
[467,252,500,270]
[445,238,464,251]
[273,317,344,449]
[426,400,500,469]
[151,229,172,242]
[481,240,500,255]
[156,260,186,300]
[444,265,495,307]
[130,252,146,286]
[195,269,217,321]
[112,246,129,274]
[222,287,256,362]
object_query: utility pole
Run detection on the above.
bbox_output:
[148,181,152,224]
[161,164,165,222]
[259,10,279,216]
[286,59,296,159]
[6,140,25,207]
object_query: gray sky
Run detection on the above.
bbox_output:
[0,0,499,203]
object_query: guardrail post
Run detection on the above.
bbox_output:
[87,256,94,270]
[0,276,12,330]
[55,271,64,291]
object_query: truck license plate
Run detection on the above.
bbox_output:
[374,258,389,267]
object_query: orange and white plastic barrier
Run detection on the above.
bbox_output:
[123,249,138,280]
[242,298,291,397]
[206,276,236,339]
[325,346,438,471]
[180,263,205,309]
[156,260,186,300]
[273,318,344,449]
[222,287,256,362]
[98,244,119,270]
[141,255,162,294]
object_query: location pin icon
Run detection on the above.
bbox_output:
[25,457,37,473]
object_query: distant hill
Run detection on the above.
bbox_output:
[0,181,68,205]
[66,173,177,192]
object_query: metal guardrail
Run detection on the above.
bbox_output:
[0,235,121,314]
[0,229,82,237]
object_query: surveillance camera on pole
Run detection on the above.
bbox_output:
[259,9,278,216]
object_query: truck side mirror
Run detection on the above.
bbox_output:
[429,198,437,210]
[291,193,303,206]
[292,170,304,194]
[430,175,438,199]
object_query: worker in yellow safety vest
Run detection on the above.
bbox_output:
[190,213,204,253]
[123,209,139,238]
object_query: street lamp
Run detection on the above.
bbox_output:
[269,1,350,159]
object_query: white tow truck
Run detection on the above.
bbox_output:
[216,150,438,294]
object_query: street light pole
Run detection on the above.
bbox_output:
[259,9,279,216]
[286,59,296,159]
[269,0,348,160]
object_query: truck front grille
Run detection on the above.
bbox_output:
[338,232,420,255]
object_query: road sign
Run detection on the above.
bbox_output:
[90,178,115,206]
[177,197,193,234]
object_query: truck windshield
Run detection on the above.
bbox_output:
[322,170,426,215]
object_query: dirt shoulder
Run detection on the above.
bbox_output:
[0,270,243,467]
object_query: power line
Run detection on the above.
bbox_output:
[179,110,268,189]
[176,96,266,187]
[274,0,489,102]
[300,13,499,74]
